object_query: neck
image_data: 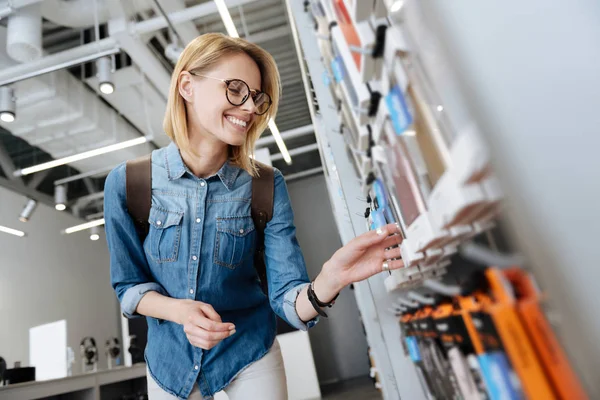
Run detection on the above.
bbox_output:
[181,126,230,179]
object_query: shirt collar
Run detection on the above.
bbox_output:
[165,141,240,191]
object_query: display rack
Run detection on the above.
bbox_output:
[287,0,592,399]
[0,364,146,400]
[287,1,425,399]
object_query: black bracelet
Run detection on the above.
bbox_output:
[307,283,329,318]
[307,281,340,318]
[310,281,339,308]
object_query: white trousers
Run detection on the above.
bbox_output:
[147,339,288,400]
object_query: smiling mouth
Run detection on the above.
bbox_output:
[225,115,248,129]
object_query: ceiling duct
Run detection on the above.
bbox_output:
[7,4,42,62]
[0,27,154,173]
[40,0,153,28]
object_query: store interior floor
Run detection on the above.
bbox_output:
[321,376,382,400]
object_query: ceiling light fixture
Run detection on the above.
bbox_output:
[390,1,404,13]
[89,226,100,241]
[0,86,16,123]
[214,0,239,38]
[0,224,26,237]
[18,198,37,222]
[97,56,114,95]
[63,218,105,235]
[268,119,292,164]
[14,136,148,177]
[54,184,67,211]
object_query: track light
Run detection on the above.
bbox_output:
[54,184,67,211]
[19,198,37,222]
[96,56,114,95]
[89,226,100,241]
[0,86,16,123]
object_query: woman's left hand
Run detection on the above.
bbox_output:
[321,223,405,292]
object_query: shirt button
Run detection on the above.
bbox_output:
[192,256,198,261]
[200,181,206,187]
[189,289,194,294]
[239,228,244,234]
[194,365,199,370]
[156,220,162,226]
[196,218,201,223]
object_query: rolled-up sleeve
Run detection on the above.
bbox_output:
[104,163,167,319]
[264,169,319,331]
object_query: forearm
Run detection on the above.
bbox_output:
[296,262,344,322]
[136,291,184,324]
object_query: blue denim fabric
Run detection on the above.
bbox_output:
[104,142,318,399]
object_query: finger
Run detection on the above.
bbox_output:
[384,258,405,271]
[187,328,235,342]
[200,303,222,323]
[384,246,402,260]
[352,224,395,249]
[189,314,234,332]
[382,234,403,249]
[184,323,232,340]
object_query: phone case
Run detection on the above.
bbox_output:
[502,268,588,400]
[483,269,557,400]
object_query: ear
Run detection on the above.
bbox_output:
[178,71,194,102]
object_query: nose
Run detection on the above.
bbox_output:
[240,95,257,114]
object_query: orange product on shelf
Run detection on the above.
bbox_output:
[502,268,588,400]
[484,268,557,400]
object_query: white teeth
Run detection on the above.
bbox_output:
[226,116,247,128]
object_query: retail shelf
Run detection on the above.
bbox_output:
[287,1,427,399]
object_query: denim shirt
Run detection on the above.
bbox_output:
[104,142,318,399]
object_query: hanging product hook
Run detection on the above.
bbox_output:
[397,297,419,308]
[422,279,461,297]
[460,242,525,268]
[408,291,435,305]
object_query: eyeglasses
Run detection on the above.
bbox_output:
[188,72,272,115]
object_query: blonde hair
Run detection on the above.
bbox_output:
[163,33,280,176]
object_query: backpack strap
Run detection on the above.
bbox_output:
[251,161,275,293]
[126,154,152,242]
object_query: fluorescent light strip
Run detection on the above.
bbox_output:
[0,225,26,237]
[214,0,239,37]
[64,218,105,235]
[268,119,292,164]
[15,137,148,177]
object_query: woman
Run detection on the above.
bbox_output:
[104,33,404,400]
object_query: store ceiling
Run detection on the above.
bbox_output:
[0,0,319,220]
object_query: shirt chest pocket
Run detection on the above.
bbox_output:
[147,207,184,263]
[214,216,256,269]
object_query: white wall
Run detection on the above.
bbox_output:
[286,174,370,384]
[0,186,120,376]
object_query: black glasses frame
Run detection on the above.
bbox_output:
[188,72,272,115]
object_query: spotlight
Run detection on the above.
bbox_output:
[55,184,67,211]
[19,198,37,222]
[89,226,100,241]
[390,1,404,13]
[0,86,16,123]
[96,56,114,95]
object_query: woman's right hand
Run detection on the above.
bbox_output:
[176,300,236,350]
